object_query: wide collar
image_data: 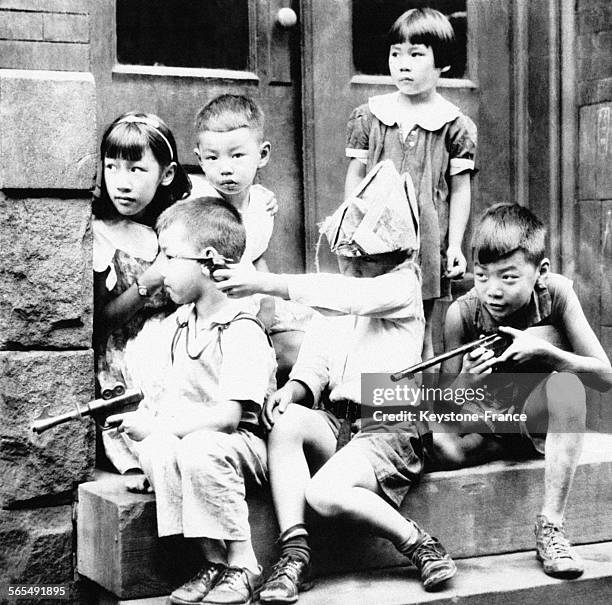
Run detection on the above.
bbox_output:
[175,299,255,332]
[369,91,461,131]
[475,278,553,333]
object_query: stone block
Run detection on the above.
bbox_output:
[0,505,88,604]
[0,39,89,71]
[0,350,95,507]
[0,194,93,350]
[43,12,89,43]
[0,9,43,40]
[0,69,95,188]
[0,1,88,12]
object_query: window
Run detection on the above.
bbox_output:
[116,0,249,70]
[352,0,467,79]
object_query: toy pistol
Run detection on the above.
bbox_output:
[31,388,143,434]
[390,332,511,382]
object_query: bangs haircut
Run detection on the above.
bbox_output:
[388,8,455,68]
[195,94,265,141]
[156,197,246,262]
[472,203,546,266]
[93,112,191,224]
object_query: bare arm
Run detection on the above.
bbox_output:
[496,291,612,390]
[94,258,165,336]
[446,172,471,279]
[344,158,367,199]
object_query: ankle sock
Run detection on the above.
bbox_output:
[279,524,311,564]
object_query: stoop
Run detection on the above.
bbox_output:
[78,433,612,600]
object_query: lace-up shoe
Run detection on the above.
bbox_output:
[408,535,457,591]
[202,566,262,605]
[259,554,313,603]
[535,514,584,578]
[169,562,226,604]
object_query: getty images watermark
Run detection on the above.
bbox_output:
[359,372,612,434]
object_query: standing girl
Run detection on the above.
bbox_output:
[344,8,477,362]
[93,112,191,472]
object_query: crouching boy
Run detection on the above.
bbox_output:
[216,161,457,602]
[108,198,277,605]
[438,203,612,579]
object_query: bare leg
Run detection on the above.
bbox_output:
[305,446,418,544]
[422,300,435,364]
[537,373,586,524]
[226,540,259,574]
[268,405,337,532]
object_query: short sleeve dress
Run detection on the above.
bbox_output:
[346,91,477,300]
[93,218,176,472]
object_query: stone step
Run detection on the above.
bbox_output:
[94,541,612,605]
[77,432,612,600]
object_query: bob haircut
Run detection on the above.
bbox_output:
[92,112,191,225]
[195,94,265,141]
[472,203,547,266]
[156,197,246,262]
[388,7,455,69]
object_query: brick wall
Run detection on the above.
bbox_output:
[0,1,97,602]
[576,0,612,431]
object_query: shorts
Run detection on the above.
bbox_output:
[489,375,551,456]
[315,407,425,507]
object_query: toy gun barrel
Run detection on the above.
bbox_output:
[31,389,143,434]
[390,333,506,382]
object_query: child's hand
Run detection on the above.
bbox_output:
[261,387,294,431]
[138,254,166,294]
[494,326,552,365]
[214,263,265,297]
[445,246,467,279]
[461,344,498,376]
[264,195,279,216]
[107,411,157,442]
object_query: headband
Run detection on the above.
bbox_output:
[115,115,174,161]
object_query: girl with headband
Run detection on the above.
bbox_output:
[92,111,191,474]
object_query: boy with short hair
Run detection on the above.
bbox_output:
[438,203,612,578]
[192,94,276,268]
[192,93,314,378]
[107,197,277,605]
[216,161,458,602]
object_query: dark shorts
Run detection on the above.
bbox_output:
[315,408,425,507]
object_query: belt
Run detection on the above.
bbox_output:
[327,399,360,451]
[238,421,265,440]
[327,399,360,422]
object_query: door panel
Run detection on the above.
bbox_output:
[91,0,304,273]
[305,0,512,271]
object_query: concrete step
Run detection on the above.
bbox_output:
[77,432,612,600]
[94,541,612,605]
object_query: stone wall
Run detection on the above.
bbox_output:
[0,1,96,602]
[575,0,612,431]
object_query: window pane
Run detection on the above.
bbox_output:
[352,0,467,79]
[116,0,249,70]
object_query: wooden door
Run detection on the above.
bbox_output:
[303,0,517,271]
[91,0,304,273]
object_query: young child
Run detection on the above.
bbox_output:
[216,162,457,602]
[93,111,191,473]
[193,93,314,377]
[192,94,276,269]
[344,7,477,362]
[438,203,612,579]
[107,198,277,605]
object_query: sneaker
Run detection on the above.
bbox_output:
[259,554,313,604]
[169,562,226,604]
[408,535,457,591]
[535,514,584,578]
[202,566,262,605]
